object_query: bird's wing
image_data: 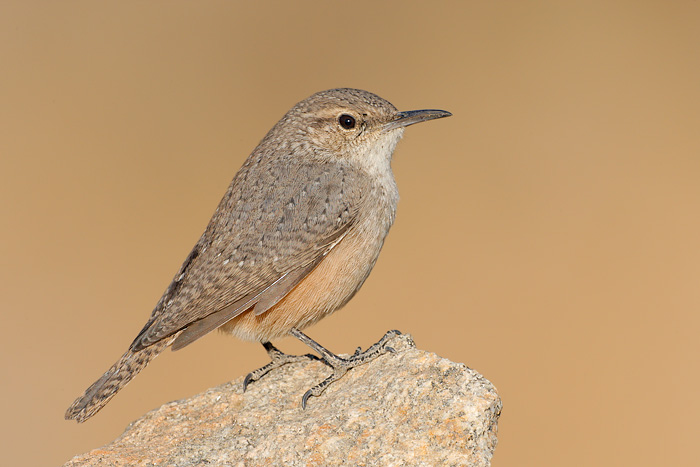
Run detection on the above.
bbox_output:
[168,229,347,351]
[130,159,363,351]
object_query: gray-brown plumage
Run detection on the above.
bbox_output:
[65,88,450,422]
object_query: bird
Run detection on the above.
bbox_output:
[65,88,451,422]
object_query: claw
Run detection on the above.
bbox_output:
[304,353,322,362]
[243,373,253,392]
[301,389,312,409]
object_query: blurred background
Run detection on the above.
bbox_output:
[2,1,699,466]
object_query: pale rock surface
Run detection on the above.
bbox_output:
[64,334,501,466]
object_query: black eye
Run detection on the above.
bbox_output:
[338,114,356,129]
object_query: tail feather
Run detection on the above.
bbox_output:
[65,335,177,423]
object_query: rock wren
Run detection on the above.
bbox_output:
[65,88,451,422]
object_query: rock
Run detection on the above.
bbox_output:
[63,334,501,466]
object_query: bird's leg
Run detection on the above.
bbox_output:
[290,327,401,408]
[243,341,319,392]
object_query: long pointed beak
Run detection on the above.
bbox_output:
[383,109,452,132]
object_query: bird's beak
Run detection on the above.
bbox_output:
[382,109,452,132]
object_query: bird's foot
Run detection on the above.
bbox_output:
[292,329,402,408]
[243,342,319,392]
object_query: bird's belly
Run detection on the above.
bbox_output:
[219,222,388,342]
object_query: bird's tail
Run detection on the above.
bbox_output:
[65,335,177,423]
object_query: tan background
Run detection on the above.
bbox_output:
[1,1,699,466]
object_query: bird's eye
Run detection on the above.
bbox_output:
[338,114,356,130]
